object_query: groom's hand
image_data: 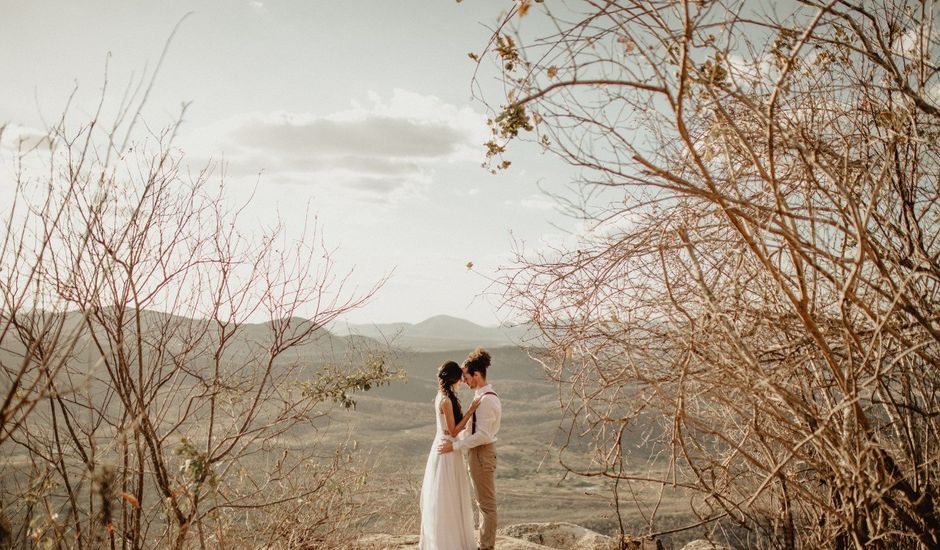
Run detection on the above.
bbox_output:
[437,440,454,454]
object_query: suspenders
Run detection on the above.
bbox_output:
[471,391,499,435]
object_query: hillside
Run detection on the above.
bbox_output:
[1,310,705,547]
[0,309,387,362]
[331,314,541,351]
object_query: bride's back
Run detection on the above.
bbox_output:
[433,393,447,439]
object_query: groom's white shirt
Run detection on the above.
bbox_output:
[454,383,501,450]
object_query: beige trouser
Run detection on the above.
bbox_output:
[468,443,497,550]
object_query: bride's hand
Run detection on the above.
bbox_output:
[467,395,483,413]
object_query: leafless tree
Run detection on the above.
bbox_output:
[1,71,394,548]
[477,1,940,548]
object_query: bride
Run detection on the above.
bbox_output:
[419,361,482,550]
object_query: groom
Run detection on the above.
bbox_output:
[438,347,502,550]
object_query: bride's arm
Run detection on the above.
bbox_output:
[444,396,483,437]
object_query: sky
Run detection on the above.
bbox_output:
[0,1,581,326]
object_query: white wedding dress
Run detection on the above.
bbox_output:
[418,393,476,550]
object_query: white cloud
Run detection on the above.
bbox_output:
[182,89,487,201]
[583,211,636,240]
[926,82,940,107]
[892,24,938,58]
[0,124,52,153]
[0,125,55,195]
[518,211,637,264]
[726,53,779,90]
[248,1,267,13]
[232,114,466,159]
[519,195,557,211]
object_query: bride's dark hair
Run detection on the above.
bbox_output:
[438,361,463,424]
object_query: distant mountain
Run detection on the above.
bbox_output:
[330,314,543,352]
[0,309,386,365]
[2,310,542,360]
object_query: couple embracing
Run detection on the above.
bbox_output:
[419,348,502,550]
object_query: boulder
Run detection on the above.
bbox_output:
[622,539,664,550]
[490,536,559,550]
[497,522,619,549]
[680,540,735,550]
[353,534,418,549]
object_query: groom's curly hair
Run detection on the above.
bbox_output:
[438,361,464,424]
[463,347,491,379]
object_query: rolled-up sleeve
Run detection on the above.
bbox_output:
[454,398,500,450]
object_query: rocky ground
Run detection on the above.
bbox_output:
[354,522,735,550]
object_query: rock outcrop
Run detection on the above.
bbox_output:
[354,522,671,549]
[679,541,735,550]
[497,522,618,549]
[354,522,745,549]
[353,532,556,549]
